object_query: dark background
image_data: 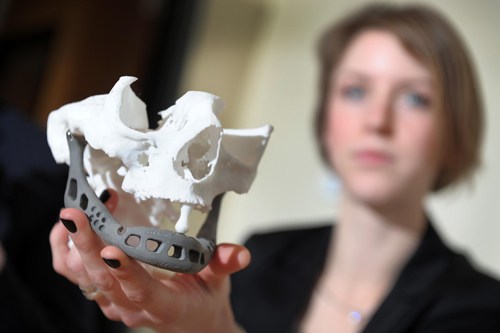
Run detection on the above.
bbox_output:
[0,2,205,331]
[0,0,201,127]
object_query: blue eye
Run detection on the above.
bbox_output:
[404,93,430,108]
[342,86,365,100]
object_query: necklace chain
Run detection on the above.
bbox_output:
[315,288,370,326]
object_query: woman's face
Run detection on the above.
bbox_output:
[324,30,442,207]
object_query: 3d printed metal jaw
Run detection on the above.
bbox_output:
[63,131,221,274]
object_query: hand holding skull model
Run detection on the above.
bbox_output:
[50,195,250,332]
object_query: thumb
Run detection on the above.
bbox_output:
[201,243,251,283]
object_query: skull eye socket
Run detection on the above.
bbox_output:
[138,152,149,167]
[175,126,221,181]
[182,141,210,179]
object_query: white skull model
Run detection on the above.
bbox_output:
[47,76,273,233]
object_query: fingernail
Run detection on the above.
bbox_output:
[60,218,77,233]
[103,258,121,269]
[99,190,111,203]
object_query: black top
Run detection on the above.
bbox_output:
[0,108,126,333]
[231,222,500,332]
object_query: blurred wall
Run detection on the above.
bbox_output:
[181,0,500,277]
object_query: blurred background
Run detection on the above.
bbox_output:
[1,0,498,311]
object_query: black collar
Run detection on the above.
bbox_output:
[363,222,452,332]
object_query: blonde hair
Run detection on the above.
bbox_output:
[315,4,483,191]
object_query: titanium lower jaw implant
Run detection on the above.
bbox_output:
[64,132,221,274]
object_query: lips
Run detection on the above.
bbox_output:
[354,149,394,166]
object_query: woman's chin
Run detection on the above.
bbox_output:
[343,178,404,207]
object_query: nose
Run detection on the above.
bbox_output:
[364,95,392,134]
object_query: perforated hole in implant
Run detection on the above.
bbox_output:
[80,194,88,210]
[146,239,161,252]
[167,245,182,258]
[68,179,77,200]
[125,234,141,247]
[189,250,200,263]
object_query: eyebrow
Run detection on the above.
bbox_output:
[331,69,369,83]
[332,69,434,87]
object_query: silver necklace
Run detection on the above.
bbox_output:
[315,288,369,326]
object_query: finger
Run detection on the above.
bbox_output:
[59,208,114,293]
[50,219,92,288]
[51,217,109,300]
[57,212,99,293]
[50,221,117,322]
[60,208,140,309]
[94,297,122,322]
[49,221,78,283]
[100,246,180,320]
[100,189,119,213]
[59,208,105,270]
[51,218,105,304]
[200,243,251,287]
[49,228,121,325]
